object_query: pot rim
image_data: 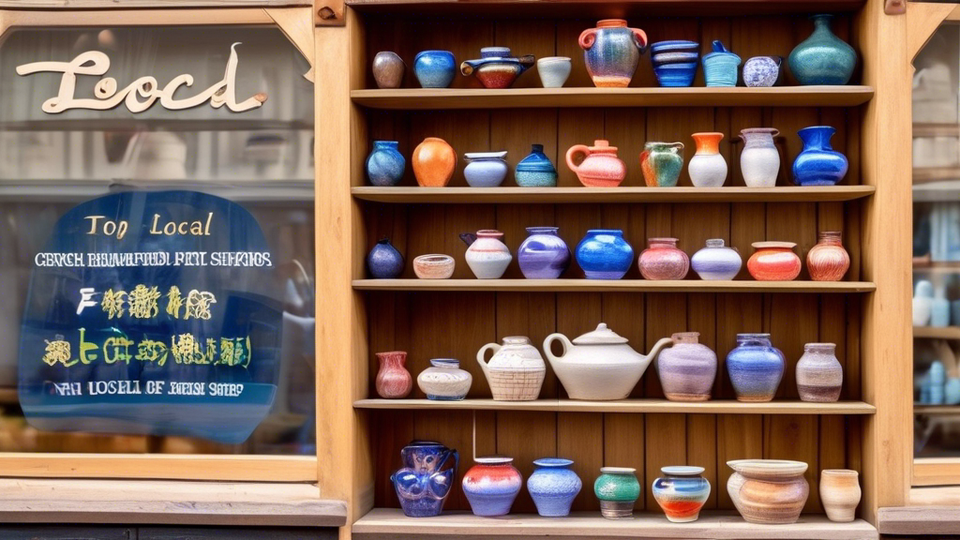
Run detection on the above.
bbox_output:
[751,241,797,250]
[600,466,637,474]
[727,459,808,476]
[534,457,575,468]
[414,254,455,265]
[538,56,572,64]
[821,469,859,477]
[661,465,705,476]
[474,456,515,465]
[465,150,508,160]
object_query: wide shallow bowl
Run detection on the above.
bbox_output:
[413,254,455,279]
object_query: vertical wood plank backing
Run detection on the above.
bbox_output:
[717,415,763,510]
[496,412,556,514]
[687,414,719,509]
[603,414,646,510]
[645,414,686,515]
[558,413,604,512]
[764,415,820,512]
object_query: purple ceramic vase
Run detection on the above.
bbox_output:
[518,227,570,279]
[656,332,717,402]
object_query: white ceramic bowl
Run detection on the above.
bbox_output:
[537,56,572,88]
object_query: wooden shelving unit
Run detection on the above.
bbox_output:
[344,0,867,16]
[913,123,960,138]
[913,166,960,184]
[353,279,877,293]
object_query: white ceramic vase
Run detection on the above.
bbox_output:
[418,358,473,400]
[819,469,861,522]
[461,229,513,279]
[740,128,780,188]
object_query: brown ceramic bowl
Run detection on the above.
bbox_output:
[414,254,455,279]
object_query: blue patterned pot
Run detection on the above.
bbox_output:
[367,238,404,278]
[528,458,582,517]
[702,41,740,87]
[391,440,459,517]
[575,229,634,280]
[579,19,647,88]
[464,151,509,187]
[463,457,523,517]
[650,40,699,87]
[518,227,570,279]
[414,50,457,88]
[743,56,782,87]
[691,239,742,280]
[788,14,857,85]
[792,126,848,186]
[726,333,785,402]
[515,144,558,187]
[652,466,711,523]
[365,140,405,186]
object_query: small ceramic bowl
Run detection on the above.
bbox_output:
[414,254,456,279]
[537,56,572,88]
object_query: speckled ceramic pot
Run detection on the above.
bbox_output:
[594,467,641,519]
[417,359,472,401]
[657,332,717,402]
[413,137,456,187]
[516,144,558,187]
[367,238,404,278]
[820,469,861,522]
[727,460,809,525]
[372,51,405,89]
[639,238,689,280]
[579,19,647,88]
[726,333,785,402]
[463,457,523,516]
[691,239,742,280]
[740,128,781,188]
[518,226,570,279]
[575,229,634,280]
[366,140,405,186]
[747,242,801,281]
[796,342,842,402]
[461,229,512,279]
[413,50,456,88]
[640,142,684,187]
[527,458,582,517]
[788,14,856,86]
[652,466,711,523]
[566,139,627,187]
[376,351,413,399]
[689,133,727,187]
[537,56,572,88]
[807,231,850,281]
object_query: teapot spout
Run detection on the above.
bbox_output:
[647,337,675,363]
[460,232,477,247]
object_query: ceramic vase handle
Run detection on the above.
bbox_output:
[630,28,648,53]
[579,28,598,50]
[542,333,573,370]
[639,149,650,167]
[566,145,591,174]
[476,343,500,376]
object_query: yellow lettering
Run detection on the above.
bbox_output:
[149,214,162,234]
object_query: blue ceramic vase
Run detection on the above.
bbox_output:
[464,151,509,187]
[575,229,634,280]
[516,144,558,187]
[702,41,740,87]
[579,19,648,87]
[391,440,459,517]
[788,14,857,85]
[463,457,524,517]
[414,50,457,88]
[726,333,785,402]
[792,126,848,186]
[650,40,699,87]
[365,140,405,186]
[367,238,404,278]
[518,227,570,279]
[691,239,742,280]
[527,458,582,517]
[652,466,711,523]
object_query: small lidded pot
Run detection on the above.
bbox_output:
[566,139,627,187]
[807,231,850,281]
[639,237,689,280]
[464,151,509,187]
[594,467,641,519]
[820,469,861,523]
[691,239,742,280]
[747,241,801,281]
[417,359,473,401]
[652,466,711,523]
[726,333,785,402]
[796,342,842,402]
[657,332,718,402]
[462,457,524,517]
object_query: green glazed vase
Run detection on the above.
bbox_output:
[594,467,641,519]
[788,14,856,86]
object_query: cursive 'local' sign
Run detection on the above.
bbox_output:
[16,42,267,115]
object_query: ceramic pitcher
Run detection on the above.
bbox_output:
[579,19,648,87]
[477,336,546,401]
[566,140,627,187]
[640,142,684,187]
[740,128,780,187]
[460,229,512,279]
[391,440,459,517]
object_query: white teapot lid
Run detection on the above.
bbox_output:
[572,323,629,345]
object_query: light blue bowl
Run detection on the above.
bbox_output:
[414,50,456,88]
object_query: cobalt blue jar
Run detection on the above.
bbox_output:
[391,440,459,517]
[518,227,570,279]
[365,140,405,186]
[527,458,582,517]
[726,333,785,402]
[367,238,404,278]
[414,50,456,88]
[575,229,634,280]
[515,144,558,187]
[792,126,849,186]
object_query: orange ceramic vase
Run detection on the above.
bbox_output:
[413,137,457,187]
[565,139,627,187]
[747,242,801,281]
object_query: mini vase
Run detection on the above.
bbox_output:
[594,467,641,519]
[575,229,634,280]
[796,342,842,402]
[793,126,848,186]
[726,333,785,402]
[579,19,648,88]
[807,231,850,281]
[460,47,535,89]
[376,351,413,399]
[747,242,801,281]
[689,133,726,187]
[413,50,456,88]
[391,440,458,517]
[527,458,582,517]
[820,469,861,523]
[639,237,689,280]
[652,466,711,523]
[566,139,627,187]
[740,128,781,187]
[743,56,782,87]
[367,238,404,279]
[372,51,405,89]
[463,457,523,516]
[702,40,741,87]
[413,254,455,279]
[650,40,699,88]
[518,226,570,279]
[413,137,456,187]
[727,459,809,525]
[516,144,558,187]
[657,332,717,402]
[537,56,572,88]
[461,229,512,279]
[417,359,472,401]
[788,14,857,85]
[365,140,405,186]
[464,151,509,187]
[477,336,546,401]
[640,142,685,187]
[691,239,742,280]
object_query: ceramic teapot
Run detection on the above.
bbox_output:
[543,323,672,400]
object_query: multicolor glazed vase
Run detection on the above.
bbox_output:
[740,128,781,188]
[691,239,742,280]
[807,231,850,281]
[640,142,684,187]
[796,342,842,402]
[413,254,455,279]
[537,56,572,88]
[365,140,405,186]
[702,41,740,87]
[652,466,711,523]
[639,238,689,280]
[594,467,641,519]
[689,133,726,187]
[477,336,546,401]
[726,333,785,402]
[516,144,558,187]
[518,226,570,279]
[391,440,459,517]
[461,229,512,279]
[461,47,535,89]
[820,469,861,523]
[372,51,405,89]
[376,351,413,399]
[793,126,848,186]
[650,40,699,87]
[748,242,801,281]
[657,332,718,402]
[463,457,524,516]
[575,229,634,280]
[579,19,648,88]
[413,137,456,187]
[527,458,582,517]
[413,50,457,88]
[367,238,404,278]
[417,359,472,401]
[464,151,509,187]
[727,460,809,525]
[566,140,627,187]
[743,56,782,87]
[788,14,857,86]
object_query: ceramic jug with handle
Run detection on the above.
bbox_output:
[391,440,459,517]
[579,19,648,87]
[477,336,546,401]
[566,140,627,187]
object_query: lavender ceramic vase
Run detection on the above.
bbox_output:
[726,333,785,402]
[691,239,742,280]
[796,342,842,402]
[527,458,582,517]
[518,227,571,279]
[657,332,718,402]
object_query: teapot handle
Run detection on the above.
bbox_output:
[543,333,573,369]
[630,28,648,53]
[477,343,500,376]
[579,28,598,50]
[565,145,590,175]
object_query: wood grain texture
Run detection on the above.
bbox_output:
[353,279,877,293]
[877,505,960,535]
[0,0,306,5]
[354,399,877,414]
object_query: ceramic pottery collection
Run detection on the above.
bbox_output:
[417,359,473,400]
[461,229,513,279]
[657,332,718,402]
[391,440,459,517]
[740,128,781,187]
[727,459,809,525]
[463,457,524,516]
[640,142,684,187]
[796,342,843,402]
[518,226,570,279]
[477,336,546,401]
[464,150,509,187]
[527,458,582,517]
[807,231,850,281]
[742,56,782,87]
[689,132,727,187]
[726,333,785,402]
[793,126,849,186]
[413,254,455,279]
[461,47,535,88]
[372,51,405,89]
[691,239,742,280]
[413,50,457,88]
[516,144,559,187]
[376,351,413,399]
[366,140,405,186]
[566,139,627,187]
[820,469,861,522]
[594,467,641,519]
[652,466,711,522]
[537,57,572,88]
[650,40,699,87]
[639,237,689,280]
[367,238,404,278]
[413,137,456,187]
[575,229,634,279]
[747,242,801,281]
[702,41,740,87]
[788,14,857,85]
[580,19,647,87]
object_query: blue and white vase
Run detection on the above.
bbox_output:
[652,466,711,523]
[365,140,405,186]
[527,458,582,517]
[742,56,782,87]
[367,238,404,279]
[691,239,742,280]
[414,50,457,88]
[518,227,570,279]
[575,229,634,280]
[464,151,509,187]
[515,144,558,187]
[793,126,848,186]
[726,333,785,402]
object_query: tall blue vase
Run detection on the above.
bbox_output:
[365,140,405,186]
[792,126,848,186]
[788,14,857,85]
[575,229,634,280]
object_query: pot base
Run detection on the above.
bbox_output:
[664,392,711,402]
[591,76,631,88]
[577,175,624,188]
[599,500,635,519]
[664,512,701,523]
[735,395,775,403]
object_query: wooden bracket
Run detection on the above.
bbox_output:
[907,2,958,61]
[315,0,345,27]
[265,7,316,81]
[885,0,906,15]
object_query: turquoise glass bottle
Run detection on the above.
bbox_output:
[788,14,857,85]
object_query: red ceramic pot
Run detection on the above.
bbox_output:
[639,238,689,280]
[806,231,850,282]
[376,351,413,399]
[747,242,801,281]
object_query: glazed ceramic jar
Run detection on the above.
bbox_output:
[566,140,627,187]
[639,238,689,280]
[820,469,861,522]
[691,239,742,280]
[366,140,405,186]
[748,242,801,281]
[727,459,809,525]
[413,50,456,88]
[417,359,473,401]
[657,332,717,402]
[537,56,572,88]
[726,333,785,402]
[594,467,641,519]
[376,351,413,399]
[461,229,512,279]
[743,56,782,87]
[788,14,857,85]
[461,47,535,89]
[807,231,850,281]
[413,137,456,187]
[544,323,672,400]
[463,457,523,516]
[477,336,546,401]
[367,238,404,279]
[793,126,848,186]
[372,51,404,89]
[640,142,685,187]
[464,151,509,187]
[579,19,648,87]
[391,440,458,517]
[796,343,842,402]
[527,458,582,517]
[650,40,699,87]
[740,128,781,188]
[689,132,727,187]
[413,254,455,279]
[702,41,740,87]
[652,466,711,523]
[518,226,570,279]
[516,144,558,187]
[575,229,634,280]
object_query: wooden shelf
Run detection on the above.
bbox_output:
[353,186,876,204]
[351,87,875,110]
[914,405,960,415]
[352,509,879,540]
[914,327,960,340]
[352,279,877,293]
[913,261,960,274]
[914,123,960,138]
[914,167,960,184]
[354,398,876,415]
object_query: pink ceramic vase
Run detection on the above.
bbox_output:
[639,238,689,280]
[376,351,413,399]
[565,140,627,187]
[806,231,850,282]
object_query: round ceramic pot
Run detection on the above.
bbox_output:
[464,151,509,187]
[516,144,558,187]
[726,333,785,402]
[575,229,634,280]
[579,19,647,88]
[652,466,711,523]
[657,332,717,402]
[372,51,405,89]
[413,254,455,279]
[807,231,850,281]
[518,226,570,279]
[650,40,699,88]
[793,126,849,186]
[537,56,572,88]
[689,132,727,187]
[639,238,689,280]
[796,342,842,402]
[460,47,535,89]
[566,139,627,187]
[413,137,456,187]
[413,50,456,88]
[640,142,685,187]
[461,229,512,279]
[594,467,641,519]
[748,242,801,281]
[788,14,857,85]
[702,40,740,87]
[463,457,523,517]
[820,469,861,522]
[418,358,473,401]
[366,140,405,186]
[527,458,582,517]
[691,239,742,280]
[376,351,412,399]
[391,440,458,517]
[727,460,809,525]
[743,56,782,87]
[367,238,404,278]
[740,128,781,188]
[477,336,546,401]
